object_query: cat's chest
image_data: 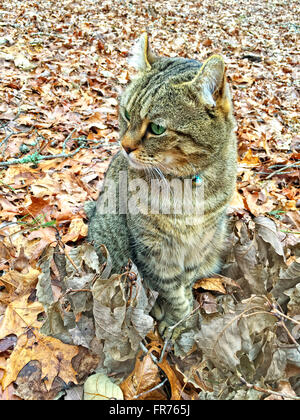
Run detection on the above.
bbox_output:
[136,214,214,267]
[163,218,213,262]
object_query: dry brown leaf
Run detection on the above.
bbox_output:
[229,189,246,210]
[0,293,44,341]
[0,267,40,297]
[27,227,57,260]
[243,189,275,216]
[0,293,79,393]
[62,218,88,242]
[0,242,12,263]
[193,277,226,294]
[24,196,52,218]
[0,0,298,401]
[12,247,29,273]
[157,357,184,400]
[120,351,167,400]
[239,150,261,167]
[0,369,21,400]
[1,330,78,391]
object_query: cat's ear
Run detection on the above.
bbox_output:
[128,33,157,71]
[194,55,229,109]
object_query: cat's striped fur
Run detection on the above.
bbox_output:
[87,34,237,339]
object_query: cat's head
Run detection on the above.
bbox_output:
[119,33,235,177]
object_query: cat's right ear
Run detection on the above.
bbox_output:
[128,33,157,71]
[194,55,230,110]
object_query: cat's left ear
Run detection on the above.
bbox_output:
[195,55,230,111]
[128,33,157,71]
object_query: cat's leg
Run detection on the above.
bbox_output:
[151,282,194,340]
[87,211,131,273]
[150,295,165,321]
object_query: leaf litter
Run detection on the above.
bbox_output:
[0,0,299,400]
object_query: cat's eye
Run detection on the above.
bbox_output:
[124,109,130,121]
[149,123,166,136]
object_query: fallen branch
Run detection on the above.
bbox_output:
[239,376,300,400]
[265,162,300,179]
[0,135,103,167]
[133,378,168,400]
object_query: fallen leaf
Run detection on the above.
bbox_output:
[255,216,285,258]
[84,373,123,400]
[0,267,40,296]
[239,149,261,167]
[62,218,88,242]
[243,189,275,216]
[193,277,226,294]
[24,196,52,218]
[120,351,166,400]
[12,247,29,273]
[14,54,35,70]
[0,294,44,341]
[157,356,185,400]
[27,227,57,260]
[197,292,218,314]
[1,330,79,391]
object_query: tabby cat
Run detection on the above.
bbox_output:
[86,34,237,339]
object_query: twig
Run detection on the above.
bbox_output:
[168,304,201,333]
[61,288,92,298]
[159,339,170,363]
[62,128,76,154]
[139,342,159,364]
[280,230,300,235]
[261,298,300,353]
[0,178,16,192]
[0,143,84,167]
[271,307,300,325]
[0,126,33,157]
[277,320,300,354]
[268,163,300,169]
[239,376,300,400]
[265,162,300,179]
[133,378,168,399]
[0,132,15,149]
[0,132,104,167]
[54,229,81,274]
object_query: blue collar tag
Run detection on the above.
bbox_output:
[192,174,202,186]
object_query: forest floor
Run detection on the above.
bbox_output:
[0,0,299,400]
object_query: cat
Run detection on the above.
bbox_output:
[86,33,237,340]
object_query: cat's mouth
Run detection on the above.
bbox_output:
[122,147,186,176]
[122,148,150,170]
[122,147,155,171]
[127,157,149,170]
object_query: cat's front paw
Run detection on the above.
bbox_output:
[150,299,165,321]
[158,319,186,342]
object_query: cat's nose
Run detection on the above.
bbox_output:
[122,145,137,155]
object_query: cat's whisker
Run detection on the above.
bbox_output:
[145,166,153,182]
[154,167,169,190]
[148,166,160,183]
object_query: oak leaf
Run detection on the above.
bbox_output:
[0,293,44,340]
[1,330,78,391]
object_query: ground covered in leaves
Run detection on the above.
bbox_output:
[0,0,299,400]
